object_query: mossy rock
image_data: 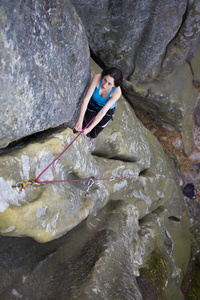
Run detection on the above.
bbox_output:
[137,248,168,300]
[182,253,200,300]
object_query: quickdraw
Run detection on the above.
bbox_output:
[12,179,40,194]
[85,179,94,196]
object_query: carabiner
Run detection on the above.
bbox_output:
[12,179,40,194]
[12,181,26,193]
[27,179,40,186]
[85,179,94,196]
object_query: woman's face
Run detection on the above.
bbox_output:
[101,75,115,90]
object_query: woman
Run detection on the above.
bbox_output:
[73,67,123,140]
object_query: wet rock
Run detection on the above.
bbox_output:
[0,0,90,148]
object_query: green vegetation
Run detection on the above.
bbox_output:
[138,248,168,300]
[184,254,200,300]
[187,269,200,299]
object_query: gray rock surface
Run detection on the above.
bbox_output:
[194,95,200,126]
[123,60,198,156]
[0,0,197,296]
[71,0,200,82]
[0,93,177,242]
[71,0,200,156]
[0,0,90,148]
[0,61,191,299]
[0,205,190,300]
[191,45,200,85]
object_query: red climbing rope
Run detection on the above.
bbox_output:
[37,175,138,185]
[11,114,178,194]
[37,173,170,186]
[35,117,95,182]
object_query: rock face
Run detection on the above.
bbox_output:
[0,208,191,300]
[0,0,90,148]
[71,0,200,155]
[0,61,191,299]
[71,0,200,82]
[123,61,198,156]
[192,45,200,86]
[0,0,197,297]
[0,93,175,242]
[194,95,200,126]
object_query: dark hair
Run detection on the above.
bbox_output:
[102,67,123,87]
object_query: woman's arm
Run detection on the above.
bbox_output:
[83,86,122,135]
[73,74,101,132]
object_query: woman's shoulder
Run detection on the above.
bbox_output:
[91,73,101,88]
[113,86,122,96]
[93,73,101,81]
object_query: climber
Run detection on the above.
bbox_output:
[73,67,123,140]
[182,183,199,200]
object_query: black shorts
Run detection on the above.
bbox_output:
[83,101,115,139]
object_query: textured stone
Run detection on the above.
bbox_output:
[161,0,200,77]
[194,95,200,126]
[191,44,200,85]
[0,191,190,300]
[71,0,200,156]
[0,60,185,238]
[0,89,190,297]
[0,1,195,297]
[0,87,184,242]
[123,61,198,155]
[71,0,200,83]
[0,0,90,148]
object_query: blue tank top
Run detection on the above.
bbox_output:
[91,77,117,109]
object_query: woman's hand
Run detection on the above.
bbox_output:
[73,119,83,132]
[82,127,91,135]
